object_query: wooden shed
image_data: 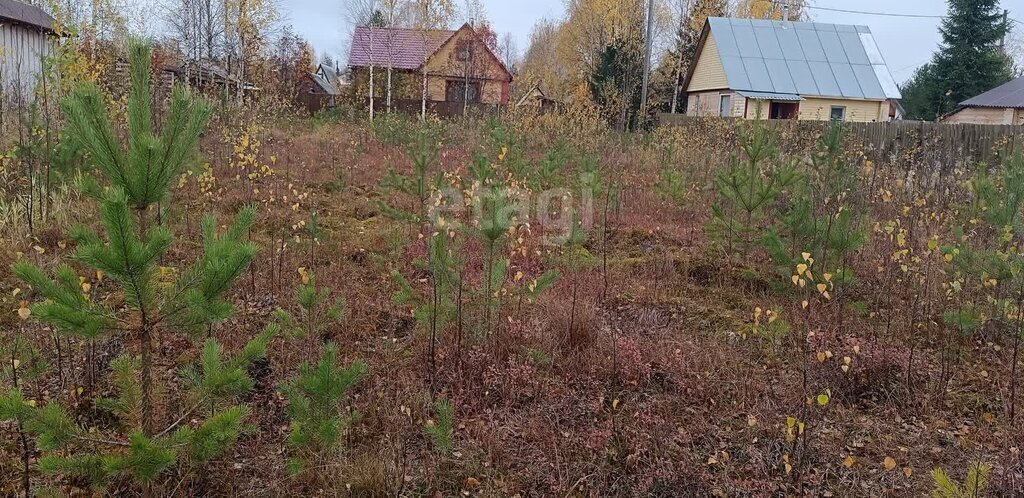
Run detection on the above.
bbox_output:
[0,0,55,98]
[940,76,1024,125]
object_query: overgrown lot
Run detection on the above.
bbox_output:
[2,62,1022,496]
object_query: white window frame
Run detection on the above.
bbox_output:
[830,105,846,121]
[719,94,732,117]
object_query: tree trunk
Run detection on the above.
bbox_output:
[387,65,393,112]
[670,46,685,114]
[369,65,375,122]
[140,321,154,436]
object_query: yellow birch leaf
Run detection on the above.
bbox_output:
[843,455,854,468]
[883,456,897,470]
[18,301,30,320]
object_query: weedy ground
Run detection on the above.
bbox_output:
[2,112,1021,497]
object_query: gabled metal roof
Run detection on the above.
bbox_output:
[959,76,1024,109]
[706,17,901,101]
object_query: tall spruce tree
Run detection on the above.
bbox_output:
[902,0,1012,120]
[11,40,269,495]
[590,38,645,131]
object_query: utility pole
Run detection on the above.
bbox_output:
[1001,9,1009,52]
[640,0,655,121]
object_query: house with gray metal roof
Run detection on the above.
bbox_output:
[0,0,56,98]
[682,17,903,122]
[940,76,1024,125]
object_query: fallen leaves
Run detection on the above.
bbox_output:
[17,300,30,320]
[883,456,897,470]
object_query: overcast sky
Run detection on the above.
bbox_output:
[281,0,1020,85]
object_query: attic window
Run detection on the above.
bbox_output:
[456,41,473,61]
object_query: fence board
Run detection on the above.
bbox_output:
[657,114,1023,168]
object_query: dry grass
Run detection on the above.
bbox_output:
[2,114,1023,497]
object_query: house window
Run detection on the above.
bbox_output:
[769,101,799,119]
[830,105,846,121]
[455,40,473,61]
[446,80,481,102]
[719,94,732,117]
[693,94,700,116]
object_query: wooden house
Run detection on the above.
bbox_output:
[682,17,902,122]
[0,0,55,98]
[515,84,560,113]
[298,63,347,113]
[940,76,1024,125]
[346,23,512,116]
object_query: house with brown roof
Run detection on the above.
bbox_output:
[940,76,1024,125]
[346,23,512,116]
[0,0,55,97]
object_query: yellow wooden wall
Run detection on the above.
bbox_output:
[686,90,747,117]
[423,27,509,105]
[687,33,728,93]
[425,76,504,104]
[799,98,885,122]
[942,107,1020,125]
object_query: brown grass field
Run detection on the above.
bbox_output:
[2,109,1022,497]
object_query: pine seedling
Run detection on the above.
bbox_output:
[474,182,513,337]
[533,139,572,189]
[1,388,38,496]
[280,343,367,475]
[376,125,443,222]
[423,398,454,456]
[931,461,991,498]
[2,335,49,387]
[764,122,865,287]
[708,119,799,256]
[11,40,262,493]
[654,167,689,208]
[179,325,277,415]
[274,271,345,344]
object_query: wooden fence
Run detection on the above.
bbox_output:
[656,113,1023,169]
[361,98,504,119]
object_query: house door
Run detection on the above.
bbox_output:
[769,101,799,119]
[719,95,732,117]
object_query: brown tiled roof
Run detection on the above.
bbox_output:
[347,26,455,70]
[959,76,1024,109]
[0,0,54,33]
